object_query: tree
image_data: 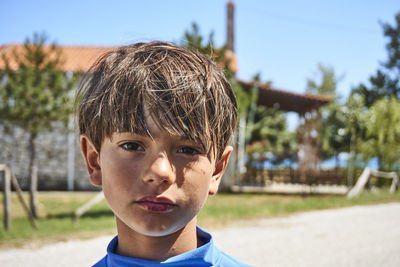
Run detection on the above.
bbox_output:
[180,22,227,73]
[342,92,367,185]
[352,69,399,108]
[0,32,80,217]
[353,12,400,108]
[382,12,400,74]
[248,105,296,164]
[305,64,346,166]
[349,12,400,175]
[182,22,216,57]
[358,97,400,171]
[306,63,339,97]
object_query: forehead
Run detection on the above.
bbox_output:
[137,109,191,140]
[111,106,204,142]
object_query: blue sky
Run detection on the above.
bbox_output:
[1,0,398,100]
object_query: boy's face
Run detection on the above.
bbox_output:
[80,112,232,237]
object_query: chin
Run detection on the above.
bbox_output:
[134,222,185,237]
[116,212,196,238]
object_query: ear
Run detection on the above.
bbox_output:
[209,145,233,195]
[80,134,102,187]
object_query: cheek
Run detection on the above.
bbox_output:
[101,156,141,196]
[182,164,213,202]
[182,161,213,184]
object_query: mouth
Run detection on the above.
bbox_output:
[136,196,177,213]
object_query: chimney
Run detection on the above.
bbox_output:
[226,1,235,52]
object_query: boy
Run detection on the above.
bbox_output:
[76,41,251,266]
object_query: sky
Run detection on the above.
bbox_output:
[1,0,399,102]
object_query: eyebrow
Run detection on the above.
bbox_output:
[113,131,193,142]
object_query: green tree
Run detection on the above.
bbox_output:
[182,23,215,57]
[352,69,399,107]
[349,11,400,175]
[0,32,80,217]
[249,105,296,164]
[382,12,400,74]
[358,97,400,171]
[180,22,226,72]
[342,92,367,185]
[306,63,338,97]
[353,12,400,107]
[306,64,346,165]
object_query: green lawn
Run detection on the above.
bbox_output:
[1,190,399,248]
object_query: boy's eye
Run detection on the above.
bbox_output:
[120,142,144,152]
[177,146,200,155]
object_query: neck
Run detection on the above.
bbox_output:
[115,218,199,262]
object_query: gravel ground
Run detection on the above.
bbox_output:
[0,202,399,267]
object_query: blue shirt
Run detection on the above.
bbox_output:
[93,227,252,266]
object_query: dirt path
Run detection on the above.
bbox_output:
[1,203,399,267]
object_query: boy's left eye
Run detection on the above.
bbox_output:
[177,146,200,155]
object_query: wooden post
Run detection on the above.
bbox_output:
[74,191,104,222]
[348,167,399,198]
[11,173,38,229]
[0,164,37,230]
[371,170,399,194]
[347,167,371,198]
[1,165,11,231]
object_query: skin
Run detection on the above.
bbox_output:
[80,113,232,262]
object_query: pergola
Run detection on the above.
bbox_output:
[240,80,332,182]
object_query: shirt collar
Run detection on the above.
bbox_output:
[105,226,221,266]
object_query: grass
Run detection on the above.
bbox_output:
[198,190,400,227]
[0,190,399,248]
[0,192,116,248]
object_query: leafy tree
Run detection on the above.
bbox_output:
[306,63,338,97]
[320,104,349,166]
[180,22,227,72]
[182,23,215,57]
[382,12,400,74]
[352,69,399,107]
[342,92,367,185]
[358,97,400,171]
[349,11,400,175]
[353,12,400,108]
[248,105,296,164]
[305,64,345,165]
[0,32,80,217]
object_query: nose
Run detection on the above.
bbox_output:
[143,154,175,186]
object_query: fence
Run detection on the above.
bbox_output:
[242,167,346,186]
[0,164,37,230]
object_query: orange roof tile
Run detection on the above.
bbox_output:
[0,43,114,72]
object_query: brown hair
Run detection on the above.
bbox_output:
[75,41,237,159]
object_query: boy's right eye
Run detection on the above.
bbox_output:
[120,142,144,152]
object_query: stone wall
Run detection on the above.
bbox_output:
[0,122,98,191]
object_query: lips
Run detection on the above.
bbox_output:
[136,196,177,213]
